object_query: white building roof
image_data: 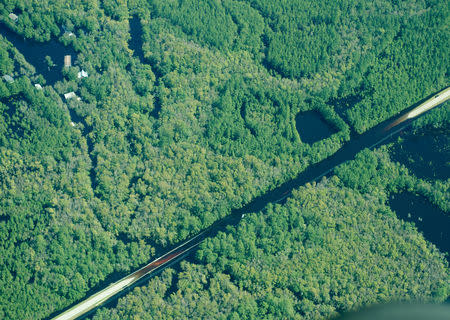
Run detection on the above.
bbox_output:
[8,13,18,22]
[64,92,76,100]
[2,75,14,83]
[34,84,43,90]
[77,70,88,78]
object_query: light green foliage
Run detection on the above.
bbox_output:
[334,148,408,194]
[92,174,449,319]
[0,0,448,318]
[345,1,449,133]
[0,41,14,75]
[335,146,449,213]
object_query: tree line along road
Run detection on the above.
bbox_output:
[51,86,450,320]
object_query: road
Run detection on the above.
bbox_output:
[52,231,206,320]
[51,86,450,320]
[406,87,450,119]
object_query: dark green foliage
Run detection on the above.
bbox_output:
[413,103,449,131]
[345,2,449,133]
[151,0,238,49]
[334,148,407,194]
[91,175,449,319]
[0,41,14,75]
[0,0,448,319]
[334,145,449,213]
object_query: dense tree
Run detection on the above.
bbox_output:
[0,0,448,318]
[92,172,449,319]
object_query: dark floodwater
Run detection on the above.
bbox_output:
[389,192,449,257]
[49,91,450,320]
[295,110,337,144]
[5,19,446,318]
[391,128,450,180]
[128,16,144,62]
[0,23,76,85]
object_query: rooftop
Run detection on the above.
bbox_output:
[64,92,76,100]
[8,13,18,22]
[77,70,88,78]
[2,75,14,83]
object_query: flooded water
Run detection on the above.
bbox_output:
[391,127,450,180]
[49,91,450,320]
[128,16,144,62]
[389,192,449,258]
[295,110,337,144]
[4,20,447,319]
[0,23,76,85]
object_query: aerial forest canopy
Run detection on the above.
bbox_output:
[0,0,448,319]
[92,164,449,320]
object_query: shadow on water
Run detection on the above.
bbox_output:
[47,94,448,320]
[390,127,450,181]
[128,16,144,62]
[127,15,162,119]
[389,192,449,260]
[295,110,338,144]
[67,107,85,125]
[0,23,76,85]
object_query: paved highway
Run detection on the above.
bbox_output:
[51,86,449,320]
[406,87,450,119]
[52,231,206,320]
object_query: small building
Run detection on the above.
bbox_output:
[64,92,76,100]
[8,13,18,22]
[34,84,43,90]
[63,29,75,37]
[77,70,88,79]
[70,122,76,127]
[2,75,14,83]
[64,55,71,67]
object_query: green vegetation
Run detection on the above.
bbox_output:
[91,151,448,319]
[0,0,448,319]
[335,147,449,213]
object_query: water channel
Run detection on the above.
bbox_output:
[0,21,448,320]
[128,15,145,62]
